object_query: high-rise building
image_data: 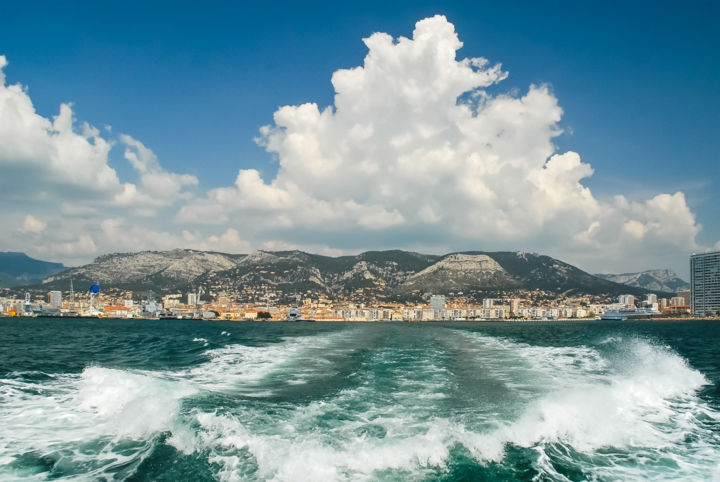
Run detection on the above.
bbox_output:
[430,295,446,319]
[188,293,198,307]
[510,298,521,315]
[691,251,720,315]
[48,291,62,309]
[670,297,686,307]
[618,294,635,307]
[677,289,691,307]
[646,294,658,305]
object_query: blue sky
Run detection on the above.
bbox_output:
[0,1,717,275]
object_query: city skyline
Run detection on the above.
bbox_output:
[1,2,718,278]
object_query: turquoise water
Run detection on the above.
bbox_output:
[1,319,719,481]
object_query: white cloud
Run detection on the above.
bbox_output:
[257,239,349,257]
[18,215,46,234]
[113,134,198,211]
[0,55,196,213]
[97,218,251,254]
[0,57,119,199]
[0,55,202,263]
[0,17,716,275]
[623,220,647,239]
[29,224,98,264]
[178,15,708,274]
[2,214,254,266]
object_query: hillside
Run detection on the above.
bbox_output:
[0,252,65,288]
[33,248,652,301]
[196,249,441,302]
[595,269,689,293]
[40,249,244,292]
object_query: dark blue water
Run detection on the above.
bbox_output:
[1,319,719,480]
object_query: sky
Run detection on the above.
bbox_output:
[0,0,718,277]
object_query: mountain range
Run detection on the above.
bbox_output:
[33,248,664,301]
[0,252,66,288]
[595,269,689,293]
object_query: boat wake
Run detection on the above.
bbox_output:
[1,328,718,480]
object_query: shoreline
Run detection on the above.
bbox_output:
[2,316,720,323]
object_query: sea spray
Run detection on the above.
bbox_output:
[1,319,719,480]
[0,366,196,479]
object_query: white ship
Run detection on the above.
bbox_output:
[285,295,314,322]
[286,307,314,321]
[601,306,659,320]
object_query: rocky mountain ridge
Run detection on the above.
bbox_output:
[42,249,244,288]
[32,248,660,301]
[595,269,689,293]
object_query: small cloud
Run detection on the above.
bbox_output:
[18,215,46,234]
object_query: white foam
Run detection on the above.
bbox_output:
[503,339,709,448]
[0,332,365,479]
[452,334,720,480]
[183,331,358,393]
[167,332,718,481]
[189,410,455,481]
[76,367,197,436]
[169,340,460,481]
[2,329,719,481]
[0,366,196,479]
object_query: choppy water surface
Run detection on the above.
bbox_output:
[1,319,719,481]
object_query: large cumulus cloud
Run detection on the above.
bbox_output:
[0,55,241,263]
[0,16,714,274]
[179,15,707,274]
[0,55,118,200]
[0,54,198,210]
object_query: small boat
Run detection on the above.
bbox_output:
[285,307,314,322]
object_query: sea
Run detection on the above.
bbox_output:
[1,318,719,481]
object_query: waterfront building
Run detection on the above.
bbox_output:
[618,294,635,307]
[677,289,691,307]
[690,251,720,315]
[670,296,686,307]
[163,294,181,310]
[430,295,446,319]
[482,298,503,309]
[142,300,161,317]
[48,291,62,309]
[643,294,659,312]
[103,305,134,318]
[509,298,521,316]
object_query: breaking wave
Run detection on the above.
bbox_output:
[1,326,718,480]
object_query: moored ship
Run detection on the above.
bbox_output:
[285,307,315,322]
[601,307,659,321]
